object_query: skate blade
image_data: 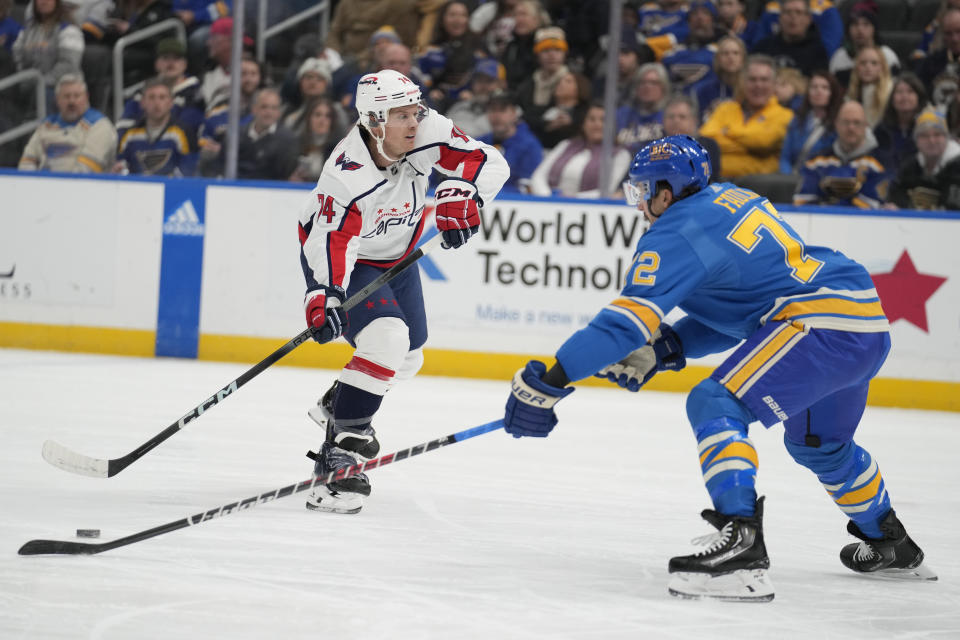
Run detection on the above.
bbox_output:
[305,486,364,515]
[856,562,938,582]
[668,569,775,602]
[307,404,331,429]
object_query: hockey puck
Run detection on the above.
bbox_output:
[76,529,100,538]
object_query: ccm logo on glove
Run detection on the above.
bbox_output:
[436,186,474,199]
[434,179,480,249]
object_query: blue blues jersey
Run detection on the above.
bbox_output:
[198,104,252,150]
[615,106,664,154]
[794,150,889,209]
[661,43,717,89]
[638,2,689,40]
[118,120,197,176]
[556,182,888,381]
[173,0,231,25]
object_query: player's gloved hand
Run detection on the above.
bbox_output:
[595,324,685,391]
[504,360,575,438]
[305,286,347,344]
[434,179,480,249]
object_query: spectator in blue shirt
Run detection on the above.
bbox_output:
[780,69,842,174]
[0,0,22,53]
[478,90,544,194]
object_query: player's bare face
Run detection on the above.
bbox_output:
[641,189,671,225]
[382,104,421,157]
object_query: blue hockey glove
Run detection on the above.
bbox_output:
[504,360,575,438]
[305,286,347,344]
[595,324,685,391]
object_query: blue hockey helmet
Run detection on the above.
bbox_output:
[624,135,711,207]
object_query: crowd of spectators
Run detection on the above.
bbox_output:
[2,0,960,210]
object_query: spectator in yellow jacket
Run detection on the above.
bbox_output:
[698,54,793,177]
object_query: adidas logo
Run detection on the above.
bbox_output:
[163,200,204,236]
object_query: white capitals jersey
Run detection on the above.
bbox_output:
[297,108,509,295]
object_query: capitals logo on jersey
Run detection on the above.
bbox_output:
[336,151,363,171]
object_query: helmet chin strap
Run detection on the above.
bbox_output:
[369,124,402,164]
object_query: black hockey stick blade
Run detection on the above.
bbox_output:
[40,234,444,478]
[19,540,103,555]
[20,419,504,555]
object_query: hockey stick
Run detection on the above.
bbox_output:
[20,419,504,556]
[41,233,444,478]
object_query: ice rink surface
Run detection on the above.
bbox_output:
[0,348,957,639]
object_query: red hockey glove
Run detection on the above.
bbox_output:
[305,286,347,344]
[434,179,480,249]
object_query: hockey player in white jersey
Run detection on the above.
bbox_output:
[297,69,508,513]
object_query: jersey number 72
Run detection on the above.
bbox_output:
[726,201,823,283]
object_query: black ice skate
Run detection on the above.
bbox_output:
[305,442,371,514]
[840,510,937,581]
[668,497,774,602]
[308,381,381,458]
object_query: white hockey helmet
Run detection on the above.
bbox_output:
[355,69,424,130]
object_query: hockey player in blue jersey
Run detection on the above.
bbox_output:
[503,135,936,601]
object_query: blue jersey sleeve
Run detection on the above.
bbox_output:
[555,230,708,381]
[672,316,742,359]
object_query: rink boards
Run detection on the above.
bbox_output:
[1,170,958,411]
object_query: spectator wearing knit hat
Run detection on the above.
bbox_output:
[501,0,551,89]
[888,108,960,210]
[514,26,574,144]
[200,16,253,107]
[828,1,900,88]
[116,38,204,139]
[283,57,336,131]
[445,57,507,139]
[171,0,232,74]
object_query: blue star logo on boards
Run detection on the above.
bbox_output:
[163,199,205,236]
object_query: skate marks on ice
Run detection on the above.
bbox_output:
[0,349,958,639]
